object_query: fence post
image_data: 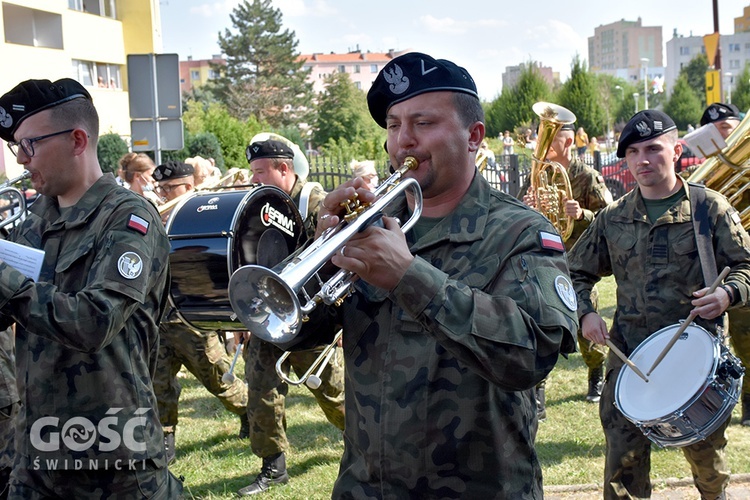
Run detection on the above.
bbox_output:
[508,155,520,197]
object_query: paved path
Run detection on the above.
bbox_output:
[545,473,750,499]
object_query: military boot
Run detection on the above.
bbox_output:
[237,452,290,496]
[586,366,604,403]
[164,430,176,465]
[741,396,750,427]
[239,413,250,439]
[535,383,546,421]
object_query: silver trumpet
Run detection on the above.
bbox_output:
[228,156,422,348]
[0,171,31,230]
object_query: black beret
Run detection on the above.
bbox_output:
[245,139,294,163]
[0,78,91,142]
[153,161,194,181]
[617,110,677,158]
[700,102,741,126]
[560,123,576,132]
[367,52,478,128]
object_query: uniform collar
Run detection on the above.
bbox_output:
[30,173,119,228]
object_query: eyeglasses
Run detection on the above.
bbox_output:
[6,129,75,158]
[156,183,189,194]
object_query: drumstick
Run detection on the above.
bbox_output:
[222,338,244,384]
[605,340,649,383]
[646,266,731,376]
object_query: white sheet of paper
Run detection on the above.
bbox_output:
[682,124,727,159]
[0,239,45,281]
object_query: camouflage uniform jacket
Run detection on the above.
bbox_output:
[289,176,325,240]
[0,174,171,469]
[568,183,750,355]
[332,173,578,498]
[518,156,611,250]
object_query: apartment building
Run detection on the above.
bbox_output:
[298,48,410,94]
[179,55,225,94]
[0,0,162,176]
[501,62,557,91]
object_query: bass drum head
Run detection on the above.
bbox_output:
[615,323,718,422]
[167,186,303,331]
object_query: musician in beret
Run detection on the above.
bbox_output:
[568,109,750,499]
[151,159,250,465]
[0,78,181,496]
[700,101,750,428]
[315,52,578,498]
[518,120,613,415]
[234,138,345,496]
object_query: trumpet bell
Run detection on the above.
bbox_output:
[229,264,302,348]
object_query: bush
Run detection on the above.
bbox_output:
[97,133,129,175]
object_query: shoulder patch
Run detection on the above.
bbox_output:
[127,214,149,235]
[539,231,565,252]
[555,275,578,311]
[117,251,143,280]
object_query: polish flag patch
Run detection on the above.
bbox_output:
[127,214,149,235]
[539,231,565,252]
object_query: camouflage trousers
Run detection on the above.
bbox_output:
[728,307,750,400]
[153,322,247,429]
[578,285,606,371]
[600,352,730,499]
[9,455,184,499]
[243,334,345,458]
[0,402,18,499]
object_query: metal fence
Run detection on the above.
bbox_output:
[307,148,701,200]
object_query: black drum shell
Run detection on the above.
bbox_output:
[166,186,303,331]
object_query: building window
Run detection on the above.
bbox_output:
[72,60,121,89]
[3,3,63,49]
[730,59,741,69]
[191,70,200,80]
[208,69,220,79]
[338,65,346,73]
[68,0,116,19]
[729,43,741,53]
[370,64,378,73]
[355,81,361,90]
[679,46,690,56]
[354,65,361,73]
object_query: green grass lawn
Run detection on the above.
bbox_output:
[170,275,750,498]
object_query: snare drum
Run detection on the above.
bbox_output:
[614,323,744,448]
[166,186,303,331]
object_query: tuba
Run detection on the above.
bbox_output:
[529,102,577,241]
[687,112,750,229]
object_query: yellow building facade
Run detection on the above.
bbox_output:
[0,0,162,176]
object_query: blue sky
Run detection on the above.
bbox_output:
[159,0,747,100]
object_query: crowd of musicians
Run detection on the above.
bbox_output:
[0,50,747,499]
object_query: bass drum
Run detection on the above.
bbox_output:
[166,186,304,332]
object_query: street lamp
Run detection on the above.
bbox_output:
[633,92,639,114]
[726,72,733,104]
[641,58,650,110]
[615,85,624,100]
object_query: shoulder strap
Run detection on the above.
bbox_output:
[298,181,323,220]
[689,182,718,287]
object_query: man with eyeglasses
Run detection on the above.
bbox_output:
[0,78,182,497]
[151,159,250,465]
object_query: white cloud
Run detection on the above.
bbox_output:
[189,1,239,17]
[275,0,337,17]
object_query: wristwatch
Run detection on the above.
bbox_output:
[721,283,740,307]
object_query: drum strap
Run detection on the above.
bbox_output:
[299,182,323,220]
[688,182,717,287]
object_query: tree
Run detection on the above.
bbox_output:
[731,65,750,114]
[680,53,709,108]
[557,56,606,137]
[312,72,380,148]
[485,62,552,138]
[664,75,703,130]
[97,133,128,175]
[213,0,313,128]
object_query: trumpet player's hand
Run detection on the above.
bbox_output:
[564,199,583,220]
[581,312,609,346]
[330,216,413,291]
[691,286,730,320]
[316,178,377,240]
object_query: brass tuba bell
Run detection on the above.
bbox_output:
[686,111,750,229]
[529,102,577,241]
